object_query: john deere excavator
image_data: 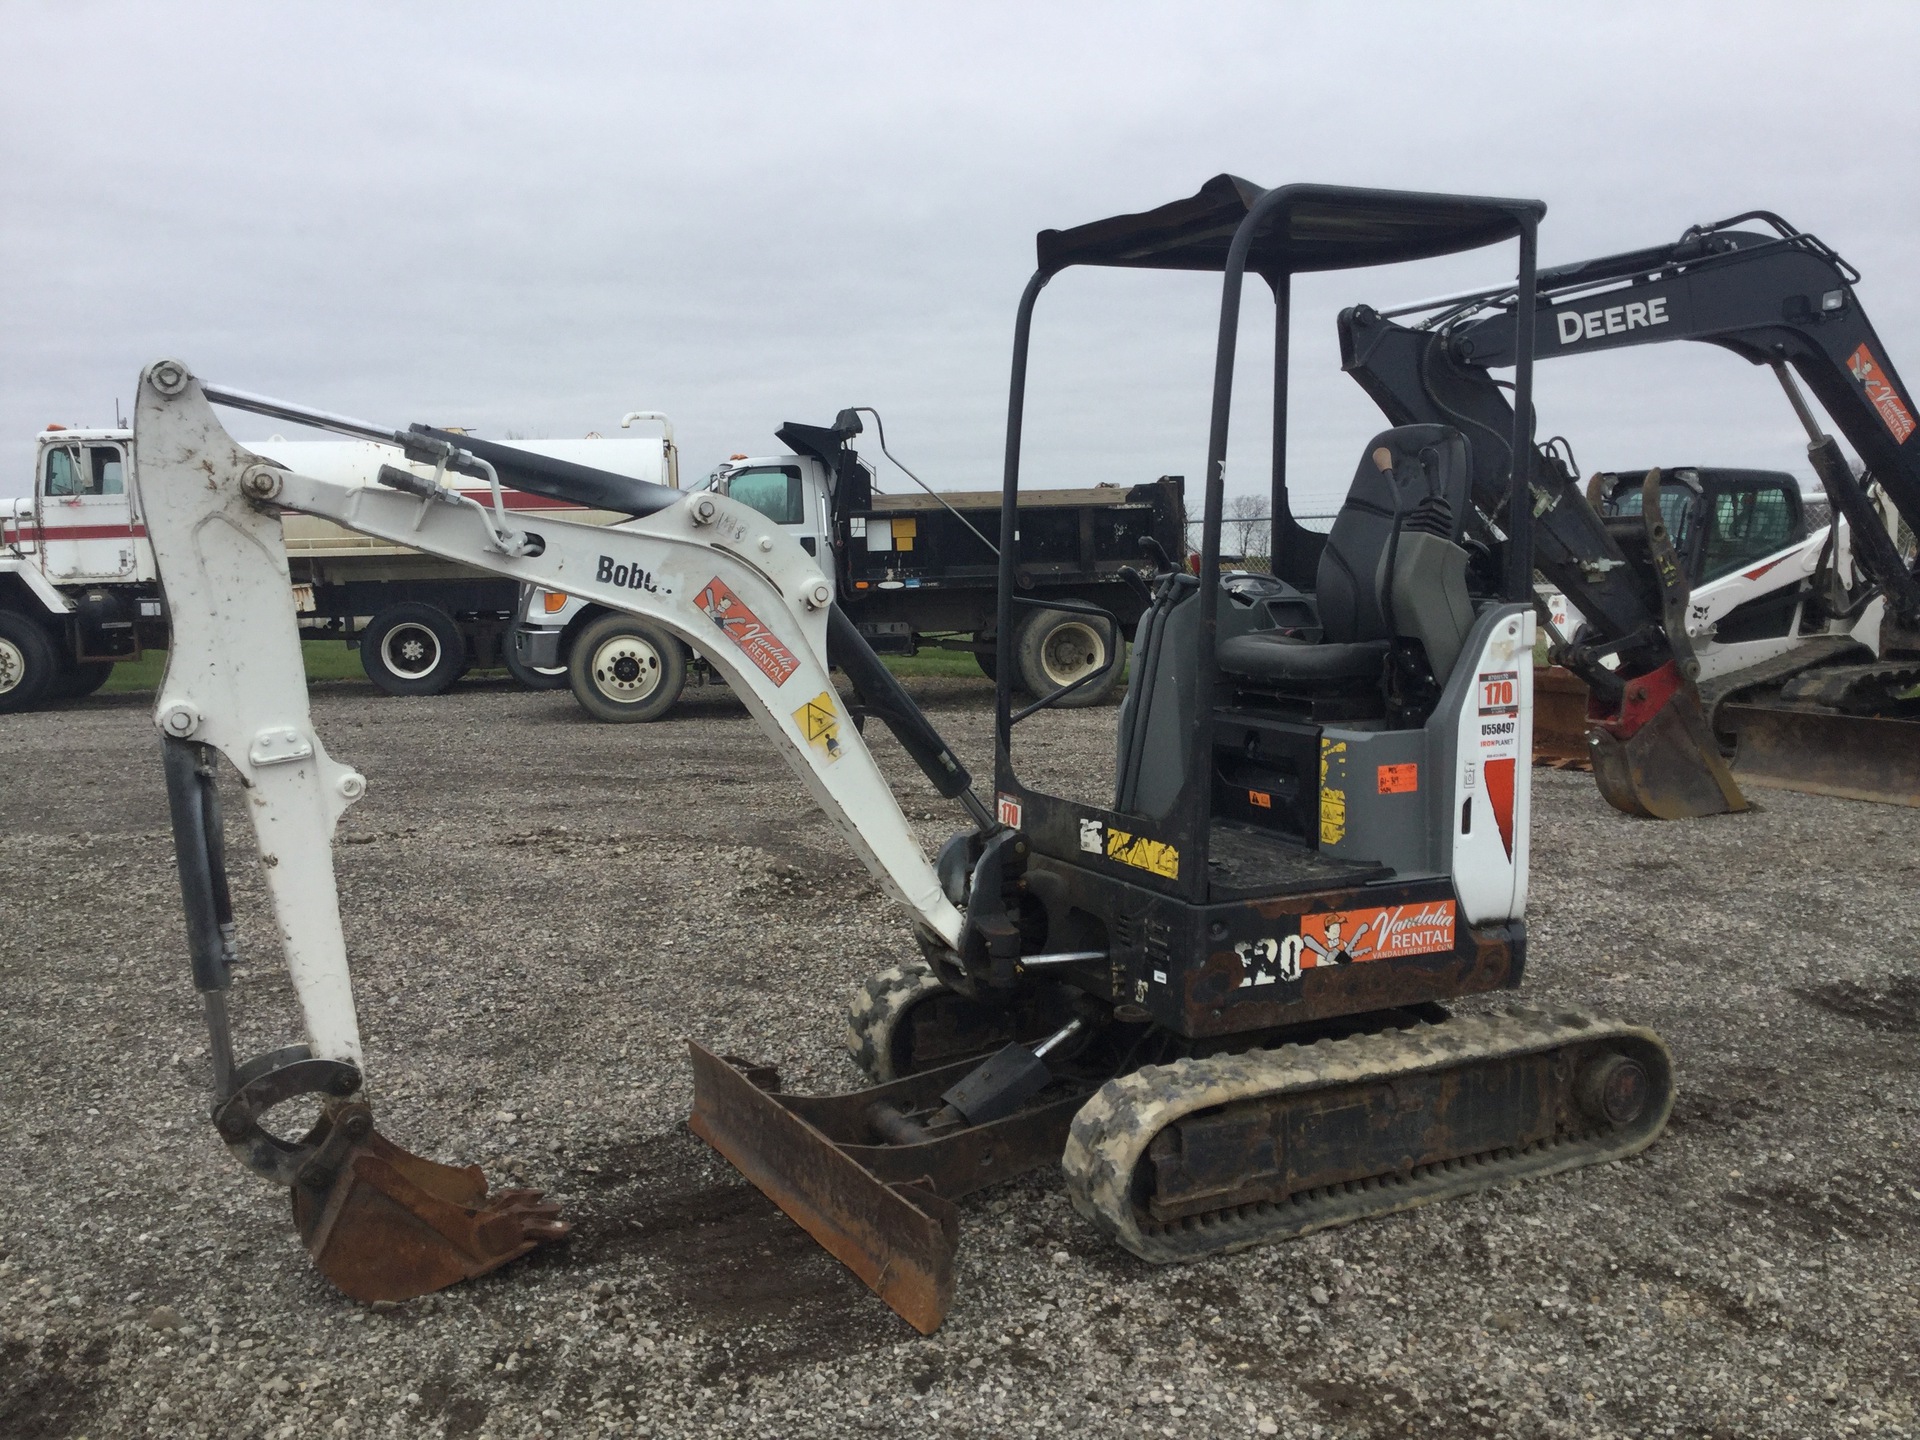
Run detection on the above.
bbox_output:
[137,177,1672,1336]
[1336,212,1920,817]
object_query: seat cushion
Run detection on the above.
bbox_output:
[1217,632,1389,687]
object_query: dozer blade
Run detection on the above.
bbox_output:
[1589,687,1748,820]
[290,1113,570,1303]
[688,1041,960,1335]
[1723,703,1920,807]
[1531,667,1593,770]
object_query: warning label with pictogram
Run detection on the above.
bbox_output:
[791,691,843,763]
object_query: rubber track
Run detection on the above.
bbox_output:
[844,960,942,1083]
[1698,635,1865,724]
[1062,1008,1673,1264]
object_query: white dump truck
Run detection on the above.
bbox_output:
[0,415,674,711]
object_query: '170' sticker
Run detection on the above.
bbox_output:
[696,576,799,686]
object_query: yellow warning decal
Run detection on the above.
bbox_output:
[791,690,844,764]
[1106,827,1179,879]
[1320,737,1347,846]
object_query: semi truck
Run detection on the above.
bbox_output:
[0,415,674,711]
[515,409,1186,720]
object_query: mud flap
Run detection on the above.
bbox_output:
[291,1116,569,1303]
[687,1041,960,1334]
[1722,704,1920,807]
[1589,687,1748,820]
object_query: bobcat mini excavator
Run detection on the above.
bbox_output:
[138,178,1671,1336]
[1339,212,1920,817]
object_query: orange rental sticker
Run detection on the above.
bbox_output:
[1848,343,1916,444]
[1300,900,1456,966]
[695,576,800,686]
[1248,790,1273,809]
[1377,763,1418,794]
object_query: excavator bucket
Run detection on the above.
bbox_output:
[290,1111,569,1303]
[687,1041,960,1334]
[1722,703,1920,807]
[1589,683,1748,820]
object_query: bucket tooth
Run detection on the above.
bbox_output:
[291,1117,569,1304]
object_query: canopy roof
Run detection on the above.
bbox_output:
[1036,175,1544,276]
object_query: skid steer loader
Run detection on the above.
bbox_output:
[137,178,1671,1336]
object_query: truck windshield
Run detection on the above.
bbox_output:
[43,446,82,497]
[728,466,804,525]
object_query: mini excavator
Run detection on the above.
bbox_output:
[1339,212,1920,817]
[139,178,1672,1335]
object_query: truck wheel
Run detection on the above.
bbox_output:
[1016,609,1124,707]
[50,661,115,700]
[504,641,569,691]
[0,611,58,714]
[973,634,999,681]
[569,612,687,722]
[361,603,465,696]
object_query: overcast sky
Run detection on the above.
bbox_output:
[7,1,1919,513]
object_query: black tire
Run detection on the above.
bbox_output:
[360,603,465,696]
[50,661,114,700]
[1014,608,1125,707]
[504,635,569,691]
[973,634,999,681]
[568,611,687,723]
[0,610,58,714]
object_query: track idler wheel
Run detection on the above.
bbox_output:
[1588,664,1748,820]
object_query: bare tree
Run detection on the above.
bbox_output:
[1226,492,1269,564]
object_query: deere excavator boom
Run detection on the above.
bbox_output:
[1337,213,1920,815]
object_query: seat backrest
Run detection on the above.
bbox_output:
[1316,425,1471,643]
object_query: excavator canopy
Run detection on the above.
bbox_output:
[1036,175,1544,277]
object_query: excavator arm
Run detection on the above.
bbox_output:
[1339,214,1920,816]
[135,359,982,1301]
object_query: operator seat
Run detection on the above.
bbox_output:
[1218,424,1473,689]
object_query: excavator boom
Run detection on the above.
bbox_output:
[1338,213,1920,814]
[135,360,978,1303]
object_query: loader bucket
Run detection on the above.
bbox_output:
[1589,681,1748,820]
[1722,703,1920,807]
[290,1112,569,1303]
[1532,667,1593,770]
[688,1041,961,1334]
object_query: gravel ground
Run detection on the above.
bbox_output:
[3,674,1918,1440]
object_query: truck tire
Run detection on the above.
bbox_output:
[569,611,687,723]
[361,603,465,696]
[50,661,115,700]
[1015,608,1124,707]
[973,633,999,681]
[0,611,58,714]
[504,641,569,691]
